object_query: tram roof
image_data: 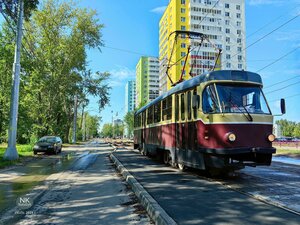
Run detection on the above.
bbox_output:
[135,70,262,115]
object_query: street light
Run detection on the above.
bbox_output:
[4,0,24,160]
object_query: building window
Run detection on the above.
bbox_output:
[237,30,241,35]
[225,3,230,8]
[181,17,186,22]
[225,20,230,25]
[226,63,231,68]
[225,28,230,34]
[238,55,242,61]
[237,47,242,52]
[237,13,241,19]
[181,25,186,31]
[226,37,230,43]
[238,64,243,69]
[236,5,241,10]
[181,0,185,4]
[226,46,230,51]
[237,38,242,44]
[225,12,230,17]
[181,52,186,57]
[237,21,241,27]
[181,8,186,13]
[226,54,231,60]
[181,43,186,48]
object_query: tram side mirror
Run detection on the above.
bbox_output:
[192,95,200,109]
[280,98,286,115]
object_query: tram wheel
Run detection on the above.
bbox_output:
[178,163,185,171]
[163,151,170,165]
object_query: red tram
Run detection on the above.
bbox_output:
[134,70,285,174]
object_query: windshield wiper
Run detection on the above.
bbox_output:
[226,100,253,122]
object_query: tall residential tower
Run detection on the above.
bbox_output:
[125,80,136,113]
[136,56,160,106]
[159,0,246,93]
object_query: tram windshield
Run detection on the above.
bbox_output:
[202,84,271,115]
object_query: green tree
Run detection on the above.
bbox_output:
[276,119,296,137]
[124,111,134,138]
[0,0,110,143]
[101,123,113,138]
[293,123,300,138]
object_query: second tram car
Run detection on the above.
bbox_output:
[134,70,285,174]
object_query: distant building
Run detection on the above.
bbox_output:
[274,124,282,138]
[136,56,160,106]
[125,80,136,113]
[159,0,246,93]
[113,119,123,126]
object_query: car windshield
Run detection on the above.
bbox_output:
[202,84,271,115]
[38,137,56,143]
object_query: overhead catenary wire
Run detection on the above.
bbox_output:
[265,80,300,95]
[222,12,300,67]
[256,45,300,73]
[269,93,300,103]
[264,75,300,89]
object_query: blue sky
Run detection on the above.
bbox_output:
[80,0,300,128]
[1,0,300,128]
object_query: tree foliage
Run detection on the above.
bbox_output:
[276,119,300,137]
[124,111,134,138]
[0,0,110,143]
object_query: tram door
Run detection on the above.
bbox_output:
[175,93,186,150]
[141,111,146,144]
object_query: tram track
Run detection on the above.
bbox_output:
[110,145,300,224]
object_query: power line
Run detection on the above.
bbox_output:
[256,45,300,73]
[265,80,300,95]
[269,93,300,103]
[222,12,300,67]
[264,75,300,89]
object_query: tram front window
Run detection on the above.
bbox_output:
[202,84,271,115]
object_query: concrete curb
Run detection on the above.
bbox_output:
[110,153,177,225]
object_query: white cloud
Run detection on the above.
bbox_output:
[109,66,135,87]
[150,6,167,14]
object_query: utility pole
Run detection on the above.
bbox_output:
[72,95,78,144]
[4,0,24,160]
[111,110,114,139]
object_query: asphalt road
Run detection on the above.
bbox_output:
[0,141,150,225]
[113,148,300,225]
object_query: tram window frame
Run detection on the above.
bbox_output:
[147,106,154,125]
[192,88,199,119]
[175,95,179,121]
[162,99,167,121]
[154,102,161,123]
[166,96,172,120]
[181,93,185,121]
[187,91,192,120]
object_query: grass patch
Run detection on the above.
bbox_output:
[275,148,300,157]
[0,144,33,169]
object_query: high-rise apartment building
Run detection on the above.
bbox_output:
[159,0,246,93]
[136,56,160,106]
[125,80,136,113]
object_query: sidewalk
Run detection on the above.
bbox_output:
[1,144,151,225]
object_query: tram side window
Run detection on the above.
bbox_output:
[203,85,220,114]
[181,93,185,120]
[166,96,172,120]
[187,91,192,120]
[162,99,167,121]
[175,95,179,121]
[154,102,161,123]
[193,88,198,119]
[147,106,154,125]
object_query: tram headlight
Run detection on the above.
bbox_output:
[267,134,276,142]
[226,132,236,142]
